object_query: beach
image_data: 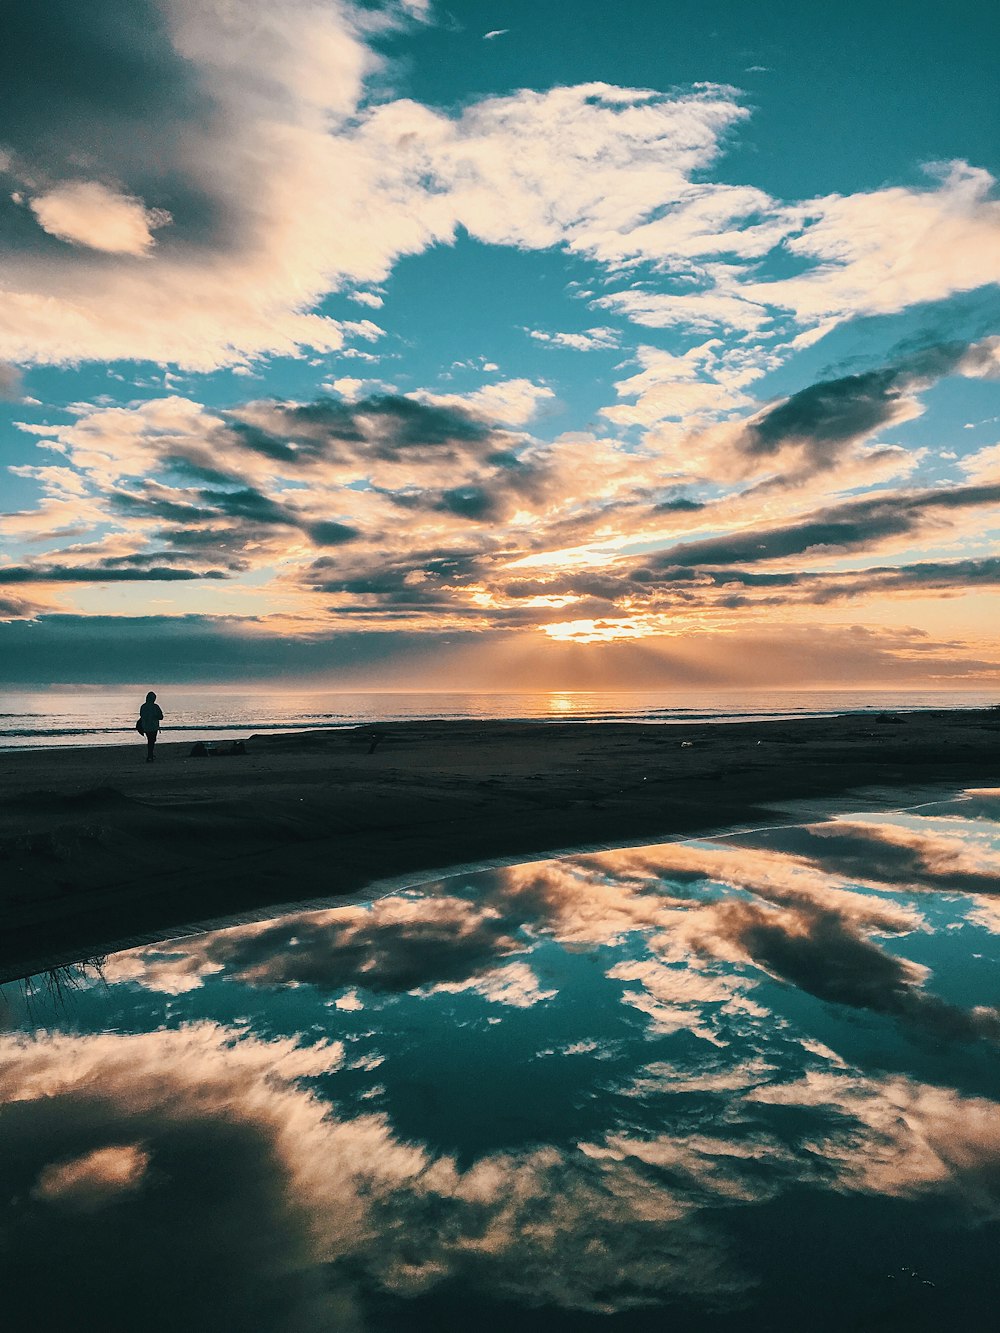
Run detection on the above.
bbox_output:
[2,708,998,983]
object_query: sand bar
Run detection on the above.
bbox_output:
[1,709,998,982]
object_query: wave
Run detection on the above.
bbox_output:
[0,721,352,739]
[0,710,853,740]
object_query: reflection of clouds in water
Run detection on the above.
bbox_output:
[425,960,556,1008]
[32,1143,151,1213]
[3,1023,998,1326]
[741,810,1000,899]
[609,959,756,1045]
[750,1071,1000,1216]
[0,1023,752,1321]
[664,894,1000,1043]
[622,1054,779,1097]
[0,1024,357,1329]
[106,892,524,996]
[107,803,1000,1046]
[505,838,999,1045]
[612,1050,1000,1217]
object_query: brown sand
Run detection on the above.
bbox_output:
[1,709,998,981]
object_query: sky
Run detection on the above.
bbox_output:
[1,0,998,690]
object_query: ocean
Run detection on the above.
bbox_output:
[1,686,997,750]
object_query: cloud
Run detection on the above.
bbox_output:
[0,592,45,619]
[602,341,754,427]
[653,336,999,488]
[528,327,620,351]
[0,563,227,582]
[0,1,756,370]
[1,0,995,379]
[646,481,1000,568]
[0,1022,754,1321]
[595,287,771,334]
[0,363,22,398]
[962,440,1000,483]
[27,180,171,255]
[418,378,556,426]
[112,821,999,1049]
[425,959,556,1007]
[0,0,382,367]
[745,162,1000,327]
[678,894,1000,1043]
[0,614,995,689]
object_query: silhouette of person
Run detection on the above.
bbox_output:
[139,691,164,762]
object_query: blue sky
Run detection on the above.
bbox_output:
[0,0,998,687]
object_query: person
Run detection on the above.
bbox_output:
[139,691,164,762]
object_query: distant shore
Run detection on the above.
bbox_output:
[1,709,998,983]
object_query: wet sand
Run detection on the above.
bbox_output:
[1,709,998,982]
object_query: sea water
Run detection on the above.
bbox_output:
[2,789,999,1330]
[1,686,997,749]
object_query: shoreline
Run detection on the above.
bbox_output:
[2,709,998,983]
[3,692,998,755]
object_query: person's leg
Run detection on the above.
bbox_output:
[146,729,157,762]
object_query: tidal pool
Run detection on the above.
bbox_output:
[3,790,999,1331]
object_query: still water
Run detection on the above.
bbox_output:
[3,791,999,1330]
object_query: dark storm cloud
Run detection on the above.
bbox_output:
[230,395,493,467]
[0,0,221,255]
[196,487,294,525]
[437,485,497,520]
[798,556,1000,604]
[226,396,553,520]
[112,482,360,547]
[97,393,536,559]
[730,338,996,478]
[95,549,244,571]
[495,556,1000,618]
[223,405,365,466]
[358,395,490,448]
[0,564,226,583]
[0,615,993,688]
[156,525,268,559]
[649,483,1000,568]
[635,557,1000,602]
[305,520,360,546]
[306,547,487,599]
[655,496,706,513]
[0,593,38,617]
[110,490,221,525]
[746,367,902,458]
[0,615,510,683]
[503,572,626,602]
[161,455,245,487]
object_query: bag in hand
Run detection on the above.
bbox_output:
[135,718,145,735]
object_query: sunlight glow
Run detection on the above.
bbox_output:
[542,617,658,644]
[506,546,619,571]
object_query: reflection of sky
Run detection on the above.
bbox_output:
[2,790,1000,1330]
